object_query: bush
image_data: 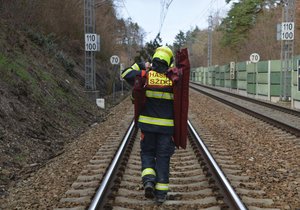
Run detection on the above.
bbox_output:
[26,29,57,53]
[55,51,75,75]
[25,29,76,77]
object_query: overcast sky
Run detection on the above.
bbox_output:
[117,0,233,45]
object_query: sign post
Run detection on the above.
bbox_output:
[298,60,300,92]
[110,55,120,103]
[250,53,260,97]
[120,63,124,96]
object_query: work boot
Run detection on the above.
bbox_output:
[144,182,155,199]
[155,194,167,204]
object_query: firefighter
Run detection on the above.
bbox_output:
[121,46,175,204]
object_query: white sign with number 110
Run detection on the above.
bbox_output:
[85,34,100,51]
[281,22,294,41]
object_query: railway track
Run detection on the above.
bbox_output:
[2,85,298,209]
[54,84,300,209]
[190,82,300,137]
[55,119,279,209]
[89,120,246,209]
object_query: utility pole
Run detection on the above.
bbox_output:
[84,0,96,91]
[207,15,213,68]
[280,0,295,101]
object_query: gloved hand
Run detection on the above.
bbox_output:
[166,67,182,83]
[145,62,151,70]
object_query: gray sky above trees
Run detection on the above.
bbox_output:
[118,0,232,45]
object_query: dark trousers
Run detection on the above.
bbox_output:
[140,131,175,196]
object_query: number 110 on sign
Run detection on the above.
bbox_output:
[281,22,294,40]
[85,33,100,51]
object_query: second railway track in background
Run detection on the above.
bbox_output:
[190,82,300,137]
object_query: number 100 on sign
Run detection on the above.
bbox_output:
[85,34,100,51]
[281,22,294,40]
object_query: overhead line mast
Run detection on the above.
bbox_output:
[84,0,96,91]
[280,0,295,101]
[207,15,213,68]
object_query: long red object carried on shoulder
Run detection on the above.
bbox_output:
[167,48,190,149]
[133,75,146,126]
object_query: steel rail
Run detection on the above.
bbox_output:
[89,119,247,209]
[88,120,136,210]
[188,120,247,210]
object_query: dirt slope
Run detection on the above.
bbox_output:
[0,19,126,196]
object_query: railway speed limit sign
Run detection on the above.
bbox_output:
[110,55,120,65]
[250,53,260,63]
[85,33,100,51]
[281,22,294,40]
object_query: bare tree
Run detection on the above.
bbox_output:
[241,7,282,61]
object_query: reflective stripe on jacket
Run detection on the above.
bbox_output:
[121,62,146,86]
[138,115,174,126]
[145,90,173,100]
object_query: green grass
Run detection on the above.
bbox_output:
[15,67,32,82]
[0,53,31,82]
[39,69,53,82]
[0,53,46,100]
[0,39,92,123]
[0,54,8,65]
[14,154,26,163]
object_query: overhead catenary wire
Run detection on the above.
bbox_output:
[121,0,132,20]
[188,0,230,30]
[120,0,231,45]
[153,0,175,43]
[159,0,174,34]
[187,0,214,27]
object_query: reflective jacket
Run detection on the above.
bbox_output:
[121,63,174,135]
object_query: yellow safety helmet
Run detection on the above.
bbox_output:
[152,46,174,67]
